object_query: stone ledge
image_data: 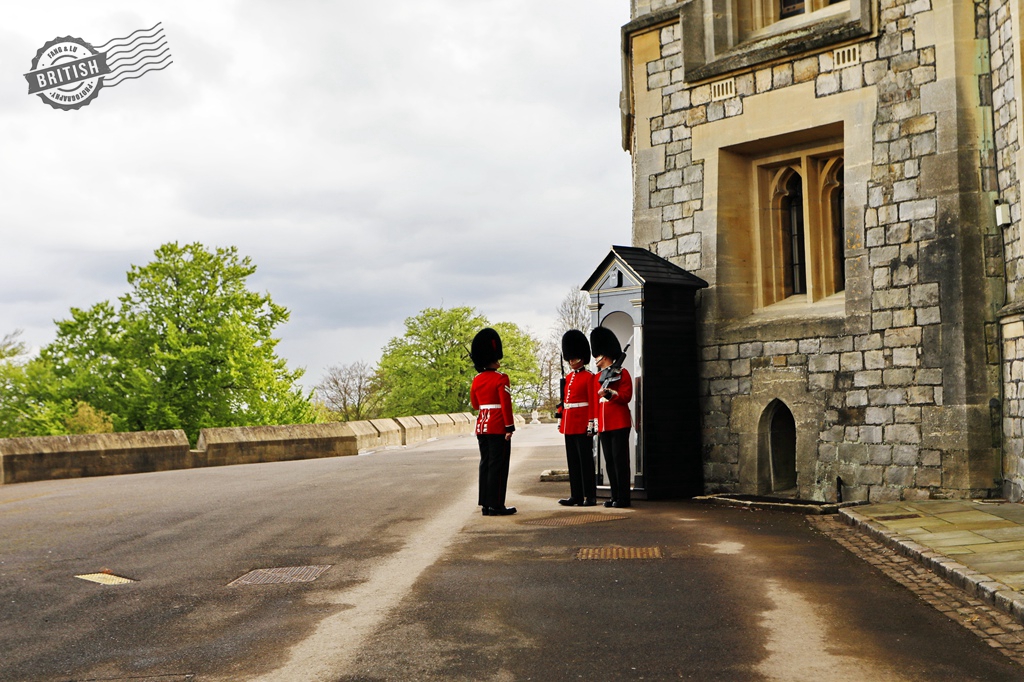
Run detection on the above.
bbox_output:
[694,493,867,515]
[197,422,362,467]
[0,412,491,484]
[0,431,191,484]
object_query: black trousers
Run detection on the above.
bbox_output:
[564,433,596,501]
[477,434,511,509]
[599,428,631,503]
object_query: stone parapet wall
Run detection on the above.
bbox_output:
[198,423,363,466]
[0,412,484,485]
[0,430,191,484]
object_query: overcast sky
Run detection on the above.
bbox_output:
[3,1,633,388]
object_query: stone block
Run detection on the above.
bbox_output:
[394,416,426,445]
[884,465,912,486]
[1,430,191,484]
[431,414,458,438]
[916,466,942,487]
[450,413,474,435]
[885,423,922,444]
[869,445,893,465]
[369,419,404,447]
[866,407,894,425]
[197,423,360,468]
[415,415,441,440]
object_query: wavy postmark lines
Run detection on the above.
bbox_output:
[25,23,172,111]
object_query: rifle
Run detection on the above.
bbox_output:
[598,336,633,397]
[556,352,566,421]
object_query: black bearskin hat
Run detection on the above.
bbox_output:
[590,326,621,360]
[470,327,503,370]
[561,329,590,362]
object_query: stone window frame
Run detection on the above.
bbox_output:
[712,122,847,321]
[739,0,851,43]
[754,141,845,308]
[657,0,873,82]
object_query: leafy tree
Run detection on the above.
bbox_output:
[314,360,381,421]
[375,306,487,417]
[491,322,541,409]
[64,401,114,434]
[38,242,313,443]
[0,336,75,438]
[373,306,541,417]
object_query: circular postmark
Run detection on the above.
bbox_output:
[27,36,106,111]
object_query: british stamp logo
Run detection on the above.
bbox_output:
[25,23,172,111]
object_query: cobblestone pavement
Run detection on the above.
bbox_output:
[809,515,1024,667]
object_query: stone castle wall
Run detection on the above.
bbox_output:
[625,0,1006,501]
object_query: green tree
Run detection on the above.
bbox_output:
[375,306,487,417]
[0,334,75,438]
[64,401,114,434]
[39,242,313,443]
[491,321,541,409]
[373,306,540,417]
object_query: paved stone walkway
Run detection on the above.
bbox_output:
[814,499,1024,667]
[811,514,1024,667]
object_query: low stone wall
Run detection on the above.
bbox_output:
[0,412,515,484]
[0,430,191,484]
[197,423,362,467]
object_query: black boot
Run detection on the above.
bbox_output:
[489,506,517,516]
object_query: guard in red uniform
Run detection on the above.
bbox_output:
[557,329,597,507]
[591,326,633,508]
[470,327,517,516]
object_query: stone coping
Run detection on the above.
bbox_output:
[0,412,497,484]
[694,493,867,515]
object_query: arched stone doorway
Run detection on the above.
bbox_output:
[760,399,797,494]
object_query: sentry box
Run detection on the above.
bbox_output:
[583,246,708,499]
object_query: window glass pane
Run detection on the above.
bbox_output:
[781,172,806,296]
[831,165,845,292]
[780,0,805,18]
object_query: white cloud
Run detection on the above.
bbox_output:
[1,0,632,387]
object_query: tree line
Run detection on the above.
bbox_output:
[0,243,590,444]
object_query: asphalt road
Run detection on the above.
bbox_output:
[1,424,1021,681]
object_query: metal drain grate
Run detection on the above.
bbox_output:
[229,565,331,586]
[876,513,922,521]
[520,513,629,527]
[76,572,135,585]
[577,546,662,560]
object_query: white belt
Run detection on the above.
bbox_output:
[478,404,502,409]
[564,402,589,409]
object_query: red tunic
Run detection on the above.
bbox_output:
[594,367,632,432]
[559,368,595,435]
[471,369,515,435]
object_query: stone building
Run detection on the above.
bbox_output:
[619,0,1024,501]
